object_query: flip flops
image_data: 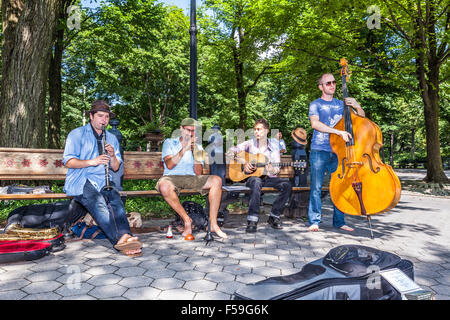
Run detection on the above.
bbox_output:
[114,237,143,257]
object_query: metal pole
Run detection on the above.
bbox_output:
[189,0,198,120]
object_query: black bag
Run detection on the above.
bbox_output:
[5,199,88,232]
[173,201,208,232]
[234,245,414,300]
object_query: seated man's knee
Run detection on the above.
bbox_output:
[281,180,293,191]
[210,175,222,187]
[247,177,263,188]
[158,181,175,197]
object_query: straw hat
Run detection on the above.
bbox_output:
[291,127,307,145]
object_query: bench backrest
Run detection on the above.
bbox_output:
[0,148,296,181]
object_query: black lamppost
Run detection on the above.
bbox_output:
[189,0,198,120]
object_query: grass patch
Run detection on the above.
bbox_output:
[0,180,207,224]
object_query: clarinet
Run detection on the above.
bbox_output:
[101,125,114,191]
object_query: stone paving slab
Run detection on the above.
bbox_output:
[1,175,449,300]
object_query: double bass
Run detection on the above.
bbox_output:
[329,58,401,238]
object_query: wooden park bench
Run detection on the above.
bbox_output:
[0,147,327,218]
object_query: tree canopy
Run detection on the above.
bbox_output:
[0,0,448,182]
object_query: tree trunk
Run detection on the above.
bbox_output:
[413,5,448,183]
[48,14,65,149]
[1,0,60,148]
[389,132,394,167]
[411,127,415,166]
[48,0,75,149]
[231,25,247,130]
[421,68,447,182]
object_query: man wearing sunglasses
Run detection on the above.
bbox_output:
[156,118,227,239]
[307,73,365,232]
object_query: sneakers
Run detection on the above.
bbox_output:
[246,216,283,233]
[267,216,283,229]
[245,221,258,233]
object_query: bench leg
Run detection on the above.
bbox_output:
[284,192,310,219]
[205,192,241,226]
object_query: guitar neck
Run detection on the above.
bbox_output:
[256,162,297,167]
[272,162,296,167]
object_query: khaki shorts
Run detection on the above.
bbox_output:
[155,175,211,195]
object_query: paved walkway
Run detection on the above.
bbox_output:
[0,170,449,300]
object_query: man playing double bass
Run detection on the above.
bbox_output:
[308,73,365,232]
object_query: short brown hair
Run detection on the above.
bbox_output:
[254,118,269,129]
[318,73,334,85]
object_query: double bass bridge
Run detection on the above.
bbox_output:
[337,158,363,179]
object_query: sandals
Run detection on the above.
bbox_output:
[114,236,143,257]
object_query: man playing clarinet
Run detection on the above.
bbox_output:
[63,100,142,257]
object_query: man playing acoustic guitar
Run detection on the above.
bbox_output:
[226,119,292,233]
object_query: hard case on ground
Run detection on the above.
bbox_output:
[234,245,414,300]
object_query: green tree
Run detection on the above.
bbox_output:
[62,0,191,148]
[200,0,287,130]
[1,0,61,148]
[269,0,448,182]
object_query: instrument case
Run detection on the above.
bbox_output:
[1,225,65,253]
[0,241,52,264]
[234,245,414,300]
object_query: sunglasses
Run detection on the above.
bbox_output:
[321,80,337,86]
[182,126,196,134]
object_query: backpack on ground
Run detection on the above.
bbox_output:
[234,244,414,300]
[173,201,208,232]
[69,213,106,240]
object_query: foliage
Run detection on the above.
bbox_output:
[62,0,192,149]
[57,0,448,167]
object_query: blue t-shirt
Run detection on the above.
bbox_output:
[161,138,204,176]
[308,98,344,152]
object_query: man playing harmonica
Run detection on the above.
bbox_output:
[156,118,227,239]
[63,100,142,257]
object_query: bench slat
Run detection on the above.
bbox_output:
[0,186,328,201]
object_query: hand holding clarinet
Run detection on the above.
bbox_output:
[101,125,114,191]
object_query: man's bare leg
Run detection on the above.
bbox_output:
[159,181,193,236]
[203,175,227,239]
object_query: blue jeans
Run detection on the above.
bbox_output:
[308,150,346,228]
[245,177,292,222]
[75,180,131,245]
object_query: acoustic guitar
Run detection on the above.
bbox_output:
[228,151,307,182]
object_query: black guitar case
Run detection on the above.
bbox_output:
[234,245,414,300]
